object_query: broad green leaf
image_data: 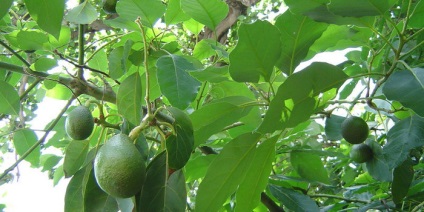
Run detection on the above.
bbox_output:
[196,133,261,212]
[290,150,330,184]
[13,129,40,167]
[324,115,345,141]
[190,96,255,146]
[84,168,119,212]
[117,72,142,126]
[88,51,108,71]
[274,12,327,75]
[5,30,49,51]
[328,0,397,17]
[47,26,72,49]
[166,107,194,169]
[164,170,187,212]
[165,0,190,25]
[0,80,20,115]
[63,140,89,177]
[190,66,229,83]
[383,115,424,168]
[65,167,86,212]
[32,58,57,72]
[409,0,424,28]
[65,1,98,24]
[229,21,281,82]
[156,54,201,109]
[0,0,13,20]
[235,136,278,212]
[184,154,216,182]
[193,39,219,60]
[138,152,167,212]
[46,83,73,100]
[108,47,127,79]
[366,140,392,182]
[269,185,320,212]
[285,0,375,26]
[392,159,414,204]
[258,62,348,133]
[40,154,62,172]
[183,18,204,34]
[116,0,165,28]
[23,0,65,38]
[383,69,424,117]
[181,0,228,30]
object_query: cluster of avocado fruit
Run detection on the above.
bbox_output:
[341,116,374,163]
[65,105,146,198]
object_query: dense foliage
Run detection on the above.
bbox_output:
[1,0,424,211]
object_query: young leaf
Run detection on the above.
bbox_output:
[65,1,98,25]
[290,150,330,184]
[392,159,414,204]
[229,20,281,82]
[116,0,165,28]
[181,0,228,30]
[195,133,261,212]
[274,12,328,75]
[117,72,142,126]
[190,96,255,146]
[235,136,278,212]
[383,115,424,168]
[156,54,201,109]
[40,154,62,172]
[166,107,194,169]
[383,69,424,117]
[258,62,348,134]
[0,80,20,115]
[269,185,320,212]
[13,129,40,167]
[63,140,89,178]
[23,0,65,38]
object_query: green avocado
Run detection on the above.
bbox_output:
[65,106,94,140]
[350,143,373,163]
[94,134,146,198]
[102,0,118,14]
[341,116,369,144]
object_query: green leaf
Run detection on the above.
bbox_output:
[117,72,142,126]
[5,30,49,51]
[181,0,228,30]
[366,140,392,181]
[165,0,190,25]
[0,0,13,20]
[190,96,255,146]
[108,47,127,79]
[193,39,219,60]
[325,115,345,141]
[63,140,89,178]
[40,154,62,172]
[229,21,281,82]
[116,0,165,28]
[183,18,204,34]
[328,0,397,17]
[164,170,187,212]
[195,133,261,212]
[409,0,424,28]
[383,69,424,117]
[258,62,348,133]
[156,54,201,109]
[65,167,86,212]
[269,185,320,212]
[383,115,424,168]
[32,58,58,72]
[0,80,20,115]
[392,159,414,204]
[65,1,98,24]
[274,12,328,75]
[290,150,330,184]
[184,154,216,182]
[13,129,40,167]
[23,0,65,38]
[190,66,229,83]
[166,107,194,169]
[235,136,278,212]
[84,167,120,212]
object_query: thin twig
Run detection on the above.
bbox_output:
[136,17,152,115]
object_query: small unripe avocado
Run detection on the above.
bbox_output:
[65,106,94,140]
[350,143,373,163]
[94,134,146,198]
[341,116,369,144]
[102,0,118,14]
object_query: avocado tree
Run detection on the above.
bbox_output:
[1,0,424,211]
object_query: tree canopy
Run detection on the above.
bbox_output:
[1,0,424,211]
